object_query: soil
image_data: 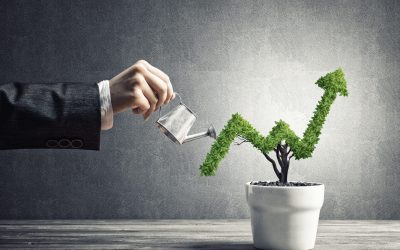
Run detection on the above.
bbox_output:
[250,181,320,187]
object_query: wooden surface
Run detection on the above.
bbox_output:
[0,220,399,249]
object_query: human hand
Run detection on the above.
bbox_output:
[109,60,175,120]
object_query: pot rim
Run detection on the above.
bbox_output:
[246,181,324,189]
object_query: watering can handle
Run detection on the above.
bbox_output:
[157,92,183,119]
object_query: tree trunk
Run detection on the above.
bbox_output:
[263,143,292,184]
[281,165,288,183]
[276,143,290,184]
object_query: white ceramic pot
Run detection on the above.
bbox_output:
[245,182,324,250]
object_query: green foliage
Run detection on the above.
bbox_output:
[200,68,348,176]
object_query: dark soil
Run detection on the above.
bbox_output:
[250,181,320,187]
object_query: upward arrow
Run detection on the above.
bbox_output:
[200,69,348,176]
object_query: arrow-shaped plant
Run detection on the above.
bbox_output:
[200,69,348,183]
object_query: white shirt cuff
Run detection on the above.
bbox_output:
[97,80,113,130]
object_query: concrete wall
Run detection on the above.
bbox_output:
[0,0,399,219]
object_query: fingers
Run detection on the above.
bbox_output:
[140,68,167,110]
[137,60,174,104]
[136,74,158,120]
[131,87,150,118]
[128,60,175,120]
[166,81,175,103]
[110,59,175,120]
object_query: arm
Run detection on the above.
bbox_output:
[0,82,101,150]
[0,60,174,150]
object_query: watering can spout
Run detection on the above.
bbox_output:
[183,125,217,143]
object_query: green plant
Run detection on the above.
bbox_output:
[200,69,348,183]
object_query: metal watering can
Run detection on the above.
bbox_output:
[156,93,217,144]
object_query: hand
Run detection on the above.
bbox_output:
[109,60,175,120]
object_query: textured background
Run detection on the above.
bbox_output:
[0,0,399,219]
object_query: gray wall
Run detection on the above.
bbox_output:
[0,0,399,219]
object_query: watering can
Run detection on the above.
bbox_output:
[156,93,217,144]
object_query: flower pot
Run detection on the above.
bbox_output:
[245,182,324,250]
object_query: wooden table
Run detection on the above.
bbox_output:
[0,220,399,249]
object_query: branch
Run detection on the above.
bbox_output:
[263,152,281,180]
[237,135,247,141]
[234,135,249,145]
[234,140,248,145]
[278,143,287,157]
[275,147,284,168]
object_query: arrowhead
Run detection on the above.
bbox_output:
[316,68,348,96]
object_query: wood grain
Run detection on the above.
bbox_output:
[0,220,399,249]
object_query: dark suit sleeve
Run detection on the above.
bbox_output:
[0,82,101,150]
